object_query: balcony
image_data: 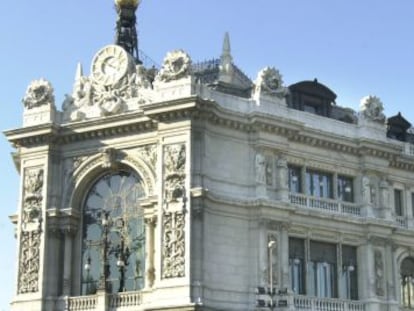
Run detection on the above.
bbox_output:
[289,193,361,217]
[65,291,142,311]
[294,295,365,311]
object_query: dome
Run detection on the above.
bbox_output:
[115,0,140,8]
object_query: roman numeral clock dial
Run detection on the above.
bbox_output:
[91,45,130,86]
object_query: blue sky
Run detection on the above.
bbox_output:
[1,1,414,309]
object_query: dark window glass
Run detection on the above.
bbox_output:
[309,241,337,298]
[401,257,414,308]
[411,193,414,217]
[289,238,305,295]
[337,175,354,202]
[306,170,333,198]
[342,245,358,300]
[81,170,146,295]
[394,189,403,216]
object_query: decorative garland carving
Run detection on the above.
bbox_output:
[155,50,192,83]
[162,143,186,279]
[162,211,185,279]
[18,167,44,294]
[254,67,288,98]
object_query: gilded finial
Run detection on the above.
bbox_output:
[115,0,140,9]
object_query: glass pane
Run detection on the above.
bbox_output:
[81,170,146,295]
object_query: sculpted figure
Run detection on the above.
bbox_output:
[255,152,266,184]
[362,175,371,203]
[22,79,55,109]
[359,95,386,122]
[156,50,192,82]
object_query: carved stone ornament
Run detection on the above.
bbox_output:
[374,249,385,296]
[22,168,44,225]
[62,45,153,122]
[162,211,185,279]
[359,95,386,123]
[162,143,186,279]
[100,147,119,169]
[137,144,157,172]
[255,152,266,184]
[155,50,192,82]
[22,79,55,109]
[18,168,44,294]
[164,144,186,203]
[254,67,288,98]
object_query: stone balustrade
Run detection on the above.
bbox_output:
[294,295,365,311]
[289,193,361,217]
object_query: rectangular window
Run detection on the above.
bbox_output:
[411,192,414,217]
[306,170,333,199]
[309,241,337,298]
[288,165,302,193]
[337,175,354,202]
[289,237,305,295]
[394,189,403,216]
[342,245,358,300]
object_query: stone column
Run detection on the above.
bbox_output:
[333,172,338,199]
[144,216,157,288]
[279,224,290,290]
[301,166,307,197]
[379,178,392,220]
[62,228,76,296]
[255,151,267,198]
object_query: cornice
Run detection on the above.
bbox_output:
[3,95,412,172]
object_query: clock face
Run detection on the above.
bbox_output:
[91,45,130,85]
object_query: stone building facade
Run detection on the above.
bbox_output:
[5,3,414,311]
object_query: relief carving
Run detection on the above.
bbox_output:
[161,211,185,279]
[162,143,186,279]
[137,144,157,172]
[18,168,44,294]
[164,144,186,203]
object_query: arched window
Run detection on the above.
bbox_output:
[401,257,414,308]
[81,169,146,295]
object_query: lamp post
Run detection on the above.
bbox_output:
[98,211,111,292]
[115,220,131,292]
